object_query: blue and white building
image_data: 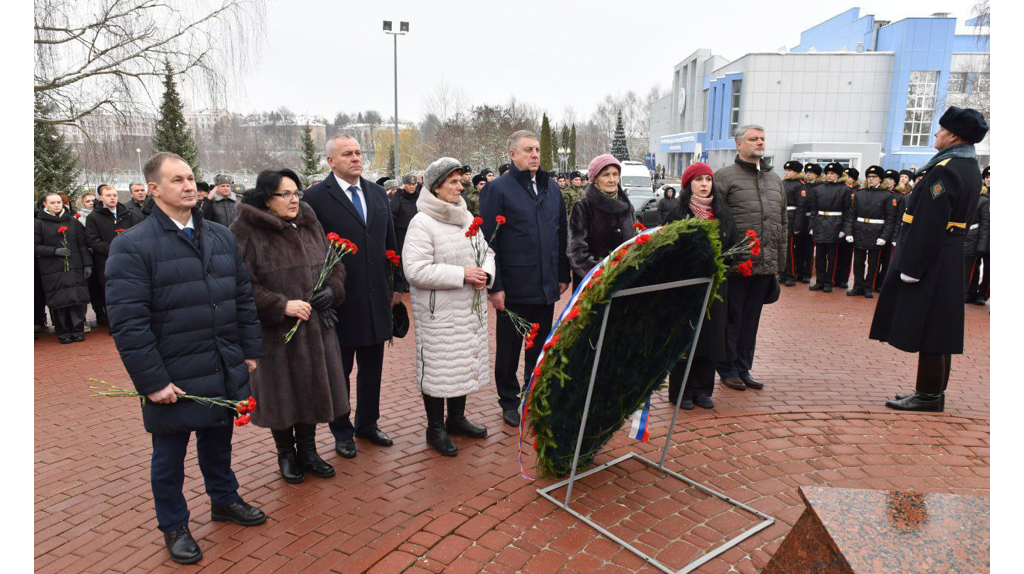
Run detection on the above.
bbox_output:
[649,8,989,175]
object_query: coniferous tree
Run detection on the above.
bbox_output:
[152,61,201,179]
[551,129,560,173]
[539,114,553,172]
[386,147,396,179]
[34,96,81,204]
[569,124,578,171]
[610,110,630,161]
[299,124,321,185]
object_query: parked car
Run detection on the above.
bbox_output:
[620,161,654,196]
[624,189,660,228]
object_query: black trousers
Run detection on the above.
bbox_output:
[151,425,240,532]
[34,260,47,327]
[494,302,555,411]
[328,342,385,441]
[878,244,894,286]
[668,356,716,403]
[814,242,838,286]
[717,275,772,379]
[51,304,86,338]
[795,233,815,279]
[852,248,882,293]
[88,272,106,321]
[835,241,854,286]
[782,236,798,281]
[966,255,990,302]
[916,353,952,394]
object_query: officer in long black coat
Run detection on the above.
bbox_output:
[965,166,990,305]
[834,167,860,289]
[807,163,851,292]
[304,135,400,458]
[870,107,989,412]
[794,163,820,283]
[843,166,897,297]
[780,161,807,287]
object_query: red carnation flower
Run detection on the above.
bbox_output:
[327,232,341,243]
[634,222,647,232]
[472,217,484,226]
[745,229,757,239]
[495,215,506,225]
[565,306,580,321]
[737,260,753,277]
[58,226,68,233]
[750,238,761,256]
[114,228,126,233]
[74,213,81,219]
[635,235,651,245]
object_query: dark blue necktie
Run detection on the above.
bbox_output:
[348,186,365,223]
[182,227,193,241]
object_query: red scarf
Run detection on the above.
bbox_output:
[689,194,715,220]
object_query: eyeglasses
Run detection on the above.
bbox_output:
[271,191,304,200]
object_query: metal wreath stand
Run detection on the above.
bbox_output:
[535,276,775,574]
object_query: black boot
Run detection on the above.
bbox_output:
[445,396,487,439]
[295,424,335,478]
[885,392,945,412]
[271,428,304,484]
[163,525,202,564]
[423,394,457,456]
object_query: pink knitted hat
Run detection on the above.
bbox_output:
[588,154,622,182]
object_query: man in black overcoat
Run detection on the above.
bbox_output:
[85,184,144,323]
[304,135,401,457]
[870,107,989,412]
[479,130,570,427]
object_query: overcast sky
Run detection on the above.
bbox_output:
[221,0,979,125]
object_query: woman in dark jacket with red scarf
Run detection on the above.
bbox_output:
[664,163,741,409]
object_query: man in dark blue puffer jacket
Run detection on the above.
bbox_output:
[105,152,265,565]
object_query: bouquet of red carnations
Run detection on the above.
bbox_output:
[284,233,357,343]
[466,216,505,325]
[89,379,257,426]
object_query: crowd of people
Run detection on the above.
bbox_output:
[33,105,989,564]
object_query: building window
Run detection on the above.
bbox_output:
[974,72,990,93]
[902,71,937,147]
[730,80,742,137]
[949,72,968,94]
[701,89,708,131]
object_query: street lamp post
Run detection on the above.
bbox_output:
[383,20,409,179]
[135,148,143,183]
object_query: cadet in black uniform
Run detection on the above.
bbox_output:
[808,163,851,292]
[871,107,989,412]
[781,161,807,287]
[797,163,822,283]
[877,169,910,284]
[965,165,990,305]
[834,167,859,289]
[843,166,897,297]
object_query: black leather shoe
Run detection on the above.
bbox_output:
[895,392,913,400]
[783,278,796,287]
[838,282,849,289]
[885,393,944,412]
[277,450,305,484]
[740,374,764,389]
[800,276,812,284]
[163,525,202,565]
[973,299,988,306]
[355,427,394,446]
[695,395,714,409]
[846,287,862,296]
[446,417,488,439]
[722,377,746,391]
[334,439,357,459]
[809,283,825,291]
[823,284,833,293]
[863,290,874,299]
[59,336,73,344]
[679,398,695,410]
[211,500,266,526]
[426,424,457,456]
[71,333,85,342]
[295,426,335,479]
[502,409,521,427]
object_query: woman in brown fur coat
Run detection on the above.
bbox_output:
[230,169,349,484]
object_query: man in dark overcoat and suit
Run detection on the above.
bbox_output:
[105,152,266,565]
[870,107,989,412]
[304,135,401,457]
[479,130,570,427]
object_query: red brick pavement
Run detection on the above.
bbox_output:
[35,286,989,573]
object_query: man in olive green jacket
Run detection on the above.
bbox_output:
[713,124,787,392]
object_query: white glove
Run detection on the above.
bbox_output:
[839,231,845,238]
[876,238,886,246]
[845,235,854,243]
[891,241,896,246]
[809,229,814,236]
[900,273,920,283]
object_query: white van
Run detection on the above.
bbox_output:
[619,161,654,196]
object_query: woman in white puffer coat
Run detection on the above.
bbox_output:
[403,157,496,456]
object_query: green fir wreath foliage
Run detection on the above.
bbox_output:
[527,218,725,478]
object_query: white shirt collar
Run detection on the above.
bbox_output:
[334,172,361,192]
[170,215,194,230]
